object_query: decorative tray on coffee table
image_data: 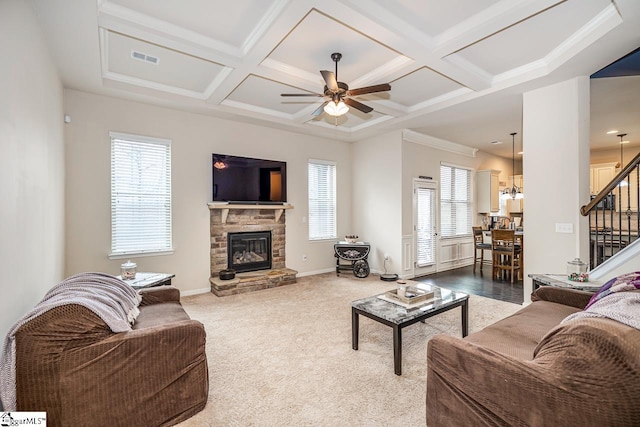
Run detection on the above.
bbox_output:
[385,286,434,305]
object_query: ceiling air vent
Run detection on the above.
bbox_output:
[131,50,159,65]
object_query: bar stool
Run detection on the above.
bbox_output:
[472,226,492,272]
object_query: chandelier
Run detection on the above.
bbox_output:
[618,133,629,187]
[501,132,523,200]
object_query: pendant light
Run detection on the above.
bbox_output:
[618,133,628,187]
[502,132,523,200]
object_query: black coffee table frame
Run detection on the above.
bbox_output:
[352,294,468,375]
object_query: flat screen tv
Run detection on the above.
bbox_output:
[212,154,287,204]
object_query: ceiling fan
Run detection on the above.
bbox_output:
[280,52,391,117]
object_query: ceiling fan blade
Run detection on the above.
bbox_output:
[311,101,329,117]
[344,98,373,113]
[281,93,324,97]
[346,83,391,97]
[320,70,339,92]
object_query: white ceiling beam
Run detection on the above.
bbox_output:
[97,2,242,65]
[433,0,565,57]
[493,3,623,86]
[336,0,493,91]
[203,1,314,105]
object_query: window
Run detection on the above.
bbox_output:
[440,163,472,238]
[308,159,336,240]
[110,132,172,257]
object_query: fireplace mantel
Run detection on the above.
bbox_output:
[207,203,293,224]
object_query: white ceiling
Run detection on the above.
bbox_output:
[31,0,640,158]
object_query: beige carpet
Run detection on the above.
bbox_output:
[177,273,522,426]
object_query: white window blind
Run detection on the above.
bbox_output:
[440,163,472,238]
[308,159,336,240]
[110,132,173,257]
[416,186,436,266]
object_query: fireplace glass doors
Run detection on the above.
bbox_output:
[227,231,272,273]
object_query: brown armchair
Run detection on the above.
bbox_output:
[13,286,208,427]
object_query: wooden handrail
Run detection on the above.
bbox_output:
[580,151,640,216]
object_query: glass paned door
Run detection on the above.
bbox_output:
[414,180,438,276]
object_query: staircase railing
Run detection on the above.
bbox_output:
[581,151,640,269]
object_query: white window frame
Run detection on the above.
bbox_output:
[308,159,337,241]
[439,162,473,239]
[109,132,173,259]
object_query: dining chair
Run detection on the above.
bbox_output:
[515,233,524,280]
[491,229,522,283]
[472,226,492,272]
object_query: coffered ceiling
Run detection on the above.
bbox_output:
[31,0,640,157]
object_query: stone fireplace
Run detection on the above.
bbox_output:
[208,204,297,296]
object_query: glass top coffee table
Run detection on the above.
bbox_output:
[351,282,469,375]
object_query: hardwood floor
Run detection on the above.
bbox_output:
[415,265,524,305]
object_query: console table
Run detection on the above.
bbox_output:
[119,272,175,289]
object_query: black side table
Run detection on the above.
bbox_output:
[334,242,370,278]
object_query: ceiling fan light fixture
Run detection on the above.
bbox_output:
[324,100,349,116]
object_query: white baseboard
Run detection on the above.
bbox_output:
[180,287,211,296]
[296,268,335,277]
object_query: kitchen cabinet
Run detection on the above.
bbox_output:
[589,162,637,212]
[507,198,524,213]
[618,171,639,212]
[477,170,500,213]
[590,162,617,194]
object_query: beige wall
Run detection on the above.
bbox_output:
[591,146,635,165]
[523,77,591,302]
[352,131,403,274]
[63,90,352,293]
[401,138,513,237]
[0,0,65,339]
[351,130,513,277]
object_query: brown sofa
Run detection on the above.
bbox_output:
[427,286,640,426]
[13,285,208,427]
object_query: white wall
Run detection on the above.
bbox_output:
[63,90,352,293]
[400,138,513,236]
[352,131,403,274]
[523,76,591,302]
[590,146,635,165]
[0,0,65,340]
[400,136,513,277]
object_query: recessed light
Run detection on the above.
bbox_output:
[620,140,630,144]
[606,130,619,134]
[490,140,502,144]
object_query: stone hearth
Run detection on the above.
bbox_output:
[208,203,297,296]
[210,268,298,296]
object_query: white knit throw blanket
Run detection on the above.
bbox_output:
[0,272,142,411]
[563,290,640,330]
